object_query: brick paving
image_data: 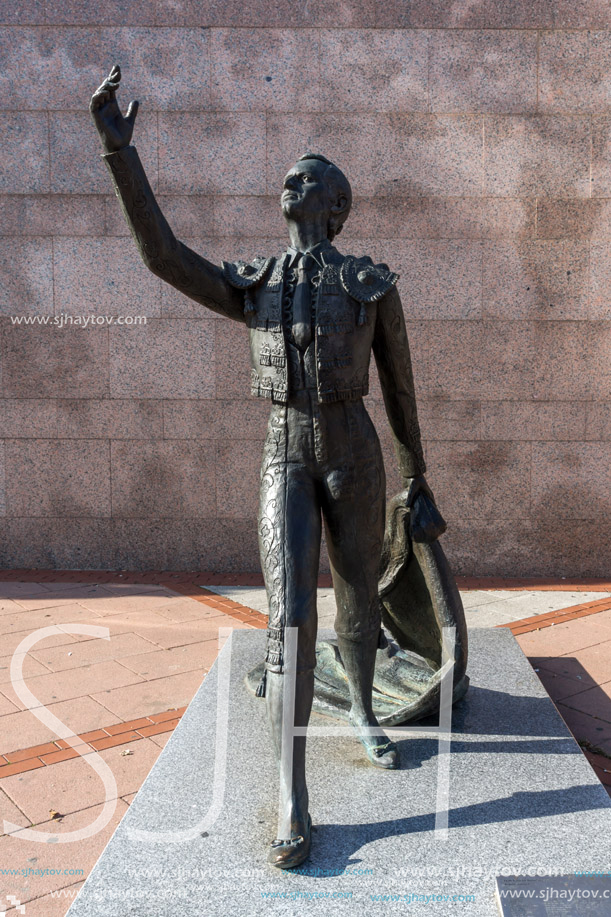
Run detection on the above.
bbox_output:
[0,574,609,915]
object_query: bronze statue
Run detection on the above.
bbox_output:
[90,65,468,871]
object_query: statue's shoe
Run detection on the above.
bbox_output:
[349,713,400,769]
[268,815,312,869]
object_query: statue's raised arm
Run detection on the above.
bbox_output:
[90,66,244,322]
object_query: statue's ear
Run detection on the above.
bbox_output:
[331,193,348,215]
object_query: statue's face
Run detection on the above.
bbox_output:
[281,159,331,225]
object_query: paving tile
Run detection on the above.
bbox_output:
[97,607,242,649]
[90,669,205,721]
[0,603,104,644]
[10,587,105,611]
[90,730,141,751]
[1,739,157,825]
[0,788,31,835]
[136,718,180,738]
[559,680,611,724]
[555,705,611,756]
[0,628,80,662]
[0,653,50,686]
[153,597,229,623]
[148,707,186,723]
[149,732,171,749]
[118,641,220,679]
[0,758,44,780]
[0,597,31,616]
[560,639,611,686]
[0,800,128,903]
[0,660,143,712]
[69,590,185,619]
[0,584,56,600]
[533,665,596,702]
[2,741,60,765]
[29,633,157,673]
[11,883,85,916]
[40,747,93,766]
[516,615,611,657]
[0,694,21,717]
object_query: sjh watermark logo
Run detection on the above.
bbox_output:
[5,625,457,846]
[0,895,26,916]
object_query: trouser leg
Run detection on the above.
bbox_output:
[320,402,396,764]
[258,406,321,838]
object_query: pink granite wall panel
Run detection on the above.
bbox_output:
[4,439,111,516]
[108,320,216,398]
[429,30,538,113]
[0,239,54,317]
[0,4,609,574]
[110,440,216,517]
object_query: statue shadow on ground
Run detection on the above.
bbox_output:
[298,783,608,876]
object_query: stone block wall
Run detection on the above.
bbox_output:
[0,1,610,575]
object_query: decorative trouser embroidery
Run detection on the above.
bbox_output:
[258,392,386,676]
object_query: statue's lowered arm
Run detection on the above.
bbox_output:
[90,65,244,322]
[372,286,427,485]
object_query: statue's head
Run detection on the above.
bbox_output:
[281,153,352,241]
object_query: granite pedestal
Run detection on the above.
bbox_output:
[66,628,611,916]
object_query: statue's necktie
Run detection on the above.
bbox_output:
[291,252,313,350]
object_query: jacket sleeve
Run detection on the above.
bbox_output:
[372,286,426,483]
[102,145,245,323]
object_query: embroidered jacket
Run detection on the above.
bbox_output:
[102,144,426,479]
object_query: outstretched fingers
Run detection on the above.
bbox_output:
[125,99,139,127]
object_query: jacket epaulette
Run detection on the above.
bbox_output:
[339,256,399,304]
[221,256,274,289]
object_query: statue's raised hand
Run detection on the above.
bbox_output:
[90,65,139,154]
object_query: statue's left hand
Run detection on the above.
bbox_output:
[405,475,446,543]
[405,474,436,508]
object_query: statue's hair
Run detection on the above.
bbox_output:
[296,152,352,240]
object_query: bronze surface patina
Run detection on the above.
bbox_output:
[91,65,468,870]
